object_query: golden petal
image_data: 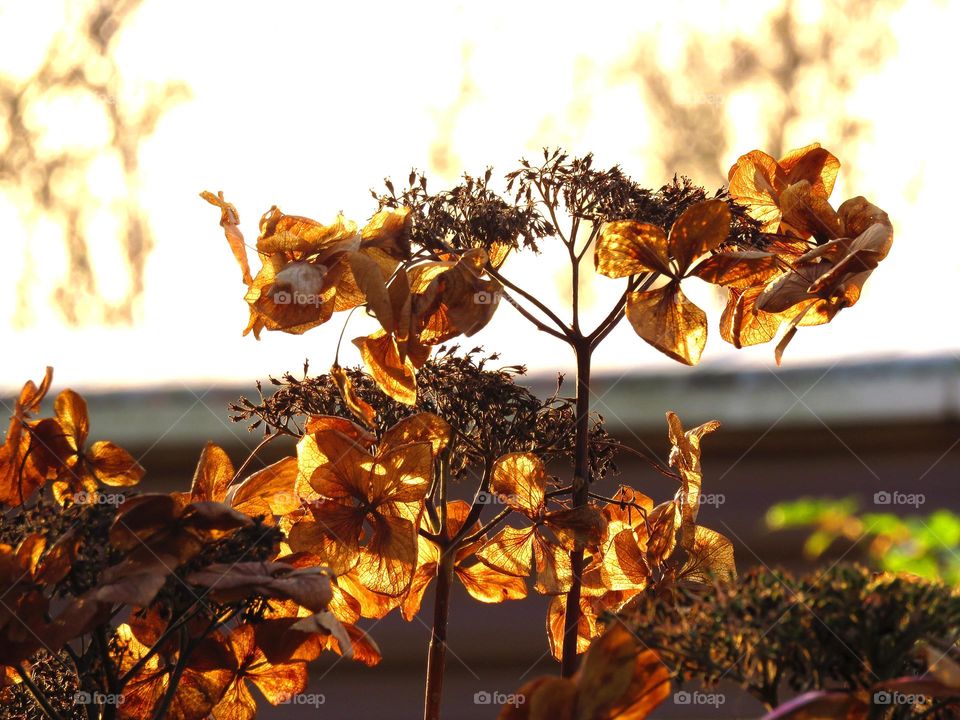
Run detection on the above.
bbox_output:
[668,200,731,274]
[476,526,535,578]
[353,330,417,405]
[355,513,418,596]
[456,563,527,604]
[625,284,707,366]
[727,150,784,231]
[490,453,547,517]
[594,221,672,278]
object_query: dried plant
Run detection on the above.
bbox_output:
[194,142,892,719]
[625,564,960,718]
[0,140,894,720]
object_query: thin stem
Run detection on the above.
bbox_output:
[587,491,649,517]
[452,460,495,546]
[565,197,584,334]
[118,603,204,687]
[575,224,600,263]
[333,305,362,366]
[231,431,283,483]
[15,666,65,720]
[590,439,679,481]
[486,266,572,338]
[419,526,443,544]
[95,624,119,720]
[457,506,512,549]
[534,179,568,245]
[422,549,456,720]
[151,625,191,720]
[560,338,592,677]
[500,289,569,341]
[588,273,656,349]
[423,451,453,720]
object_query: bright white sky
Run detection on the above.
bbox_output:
[0,0,957,392]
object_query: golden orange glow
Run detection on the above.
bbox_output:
[1,0,956,390]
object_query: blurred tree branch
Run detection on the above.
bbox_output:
[615,0,902,185]
[0,0,188,326]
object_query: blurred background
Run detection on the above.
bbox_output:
[1,0,958,717]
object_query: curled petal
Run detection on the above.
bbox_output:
[490,453,547,517]
[625,284,707,366]
[361,207,412,260]
[456,563,527,604]
[89,441,145,487]
[677,526,736,584]
[778,143,840,199]
[595,221,672,278]
[381,413,451,458]
[353,330,417,405]
[668,199,731,274]
[532,534,573,595]
[189,442,234,503]
[720,285,786,348]
[691,250,780,288]
[55,389,90,453]
[601,528,651,592]
[201,191,252,286]
[779,180,841,241]
[257,208,358,255]
[728,150,783,231]
[330,364,377,428]
[226,456,300,517]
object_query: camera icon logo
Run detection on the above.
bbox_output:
[474,691,492,705]
[273,290,292,305]
[873,491,891,505]
[474,291,499,305]
[673,691,691,705]
[873,691,892,705]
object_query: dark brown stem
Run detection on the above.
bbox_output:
[457,506,512,548]
[486,266,572,338]
[15,666,64,720]
[151,625,191,720]
[95,623,119,720]
[423,442,454,720]
[231,430,283,483]
[560,338,592,676]
[588,273,656,349]
[453,460,494,545]
[423,548,456,720]
[117,603,205,687]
